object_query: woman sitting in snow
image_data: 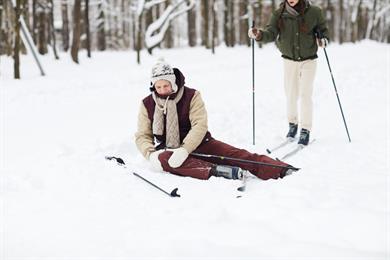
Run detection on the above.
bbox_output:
[135,59,297,180]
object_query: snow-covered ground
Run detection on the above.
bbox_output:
[1,41,389,259]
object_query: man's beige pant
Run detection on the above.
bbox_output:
[283,58,317,131]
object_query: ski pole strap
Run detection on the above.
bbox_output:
[190,152,299,171]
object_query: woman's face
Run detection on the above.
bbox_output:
[154,80,173,96]
[287,0,299,7]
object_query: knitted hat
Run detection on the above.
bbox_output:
[150,59,178,93]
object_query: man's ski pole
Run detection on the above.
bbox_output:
[251,20,256,145]
[191,152,299,171]
[315,29,351,143]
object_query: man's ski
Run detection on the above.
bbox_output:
[278,139,316,160]
[266,137,296,154]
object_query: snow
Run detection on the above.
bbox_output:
[1,41,389,259]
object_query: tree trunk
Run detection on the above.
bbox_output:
[14,0,21,79]
[97,1,106,50]
[38,10,47,54]
[85,0,91,57]
[71,0,81,63]
[136,15,141,64]
[339,0,344,43]
[201,0,208,47]
[187,2,196,47]
[32,0,37,43]
[164,0,173,48]
[61,0,69,51]
[48,0,59,59]
[229,0,235,46]
[351,0,362,43]
[121,0,130,48]
[326,0,334,41]
[211,0,217,53]
[239,0,249,46]
[0,0,2,72]
[224,0,234,47]
[2,0,14,55]
[366,0,377,39]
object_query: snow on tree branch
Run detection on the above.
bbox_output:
[145,0,167,10]
[373,4,390,26]
[145,0,195,50]
[136,0,167,16]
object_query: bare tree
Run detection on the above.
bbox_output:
[37,0,48,54]
[351,0,363,42]
[187,0,196,46]
[210,0,216,53]
[14,0,22,78]
[239,0,249,46]
[61,0,70,51]
[85,0,91,57]
[96,0,106,50]
[71,0,81,63]
[339,0,344,43]
[32,0,37,43]
[366,0,378,39]
[48,0,59,59]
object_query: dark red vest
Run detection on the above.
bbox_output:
[143,86,212,150]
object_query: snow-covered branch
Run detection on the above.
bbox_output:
[144,0,195,50]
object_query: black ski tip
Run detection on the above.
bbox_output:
[170,188,181,197]
[266,149,271,154]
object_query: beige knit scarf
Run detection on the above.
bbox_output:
[152,86,184,148]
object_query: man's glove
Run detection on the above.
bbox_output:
[148,150,165,172]
[168,147,189,168]
[317,38,328,48]
[248,28,262,41]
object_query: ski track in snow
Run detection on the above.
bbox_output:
[1,41,389,259]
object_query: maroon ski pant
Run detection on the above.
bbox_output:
[158,139,290,180]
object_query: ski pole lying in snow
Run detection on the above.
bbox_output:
[105,156,180,198]
[133,172,180,198]
[190,152,300,171]
[315,29,351,143]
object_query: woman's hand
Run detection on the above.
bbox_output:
[149,150,165,172]
[168,147,189,168]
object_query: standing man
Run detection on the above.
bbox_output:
[248,0,329,145]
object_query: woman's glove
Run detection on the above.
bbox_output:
[168,147,189,168]
[149,150,165,172]
[248,28,262,41]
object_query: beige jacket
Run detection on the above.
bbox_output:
[135,91,208,159]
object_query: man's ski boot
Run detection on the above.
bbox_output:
[286,123,298,138]
[298,128,310,146]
